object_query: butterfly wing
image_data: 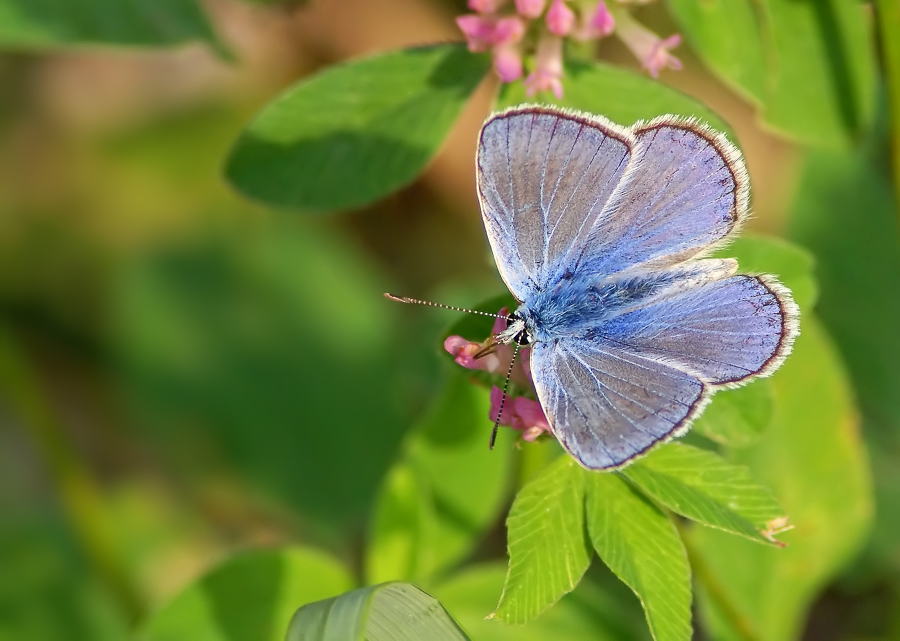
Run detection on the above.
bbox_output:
[577,116,748,278]
[530,336,708,469]
[476,106,634,300]
[529,273,797,469]
[476,108,748,297]
[601,274,799,385]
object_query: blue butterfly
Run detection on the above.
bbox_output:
[473,105,799,470]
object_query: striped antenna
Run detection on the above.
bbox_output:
[384,293,514,321]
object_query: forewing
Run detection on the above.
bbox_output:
[530,338,707,469]
[601,274,799,385]
[477,106,633,300]
[577,116,748,278]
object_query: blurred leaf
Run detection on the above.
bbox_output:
[787,146,900,433]
[285,582,469,641]
[0,517,129,641]
[498,60,731,138]
[623,443,785,544]
[692,380,775,447]
[586,473,692,641]
[433,563,648,641]
[761,0,875,149]
[0,0,221,50]
[366,372,513,586]
[669,0,875,149]
[718,235,818,311]
[665,0,766,103]
[114,216,406,531]
[492,457,591,624]
[139,547,354,641]
[692,317,872,641]
[226,45,490,213]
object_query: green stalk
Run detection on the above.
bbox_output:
[0,324,144,622]
[876,0,900,229]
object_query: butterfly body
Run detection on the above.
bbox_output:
[477,105,798,470]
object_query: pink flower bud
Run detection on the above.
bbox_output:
[494,16,526,44]
[515,0,546,19]
[489,386,551,437]
[590,1,615,36]
[456,14,497,52]
[493,44,524,82]
[546,0,575,36]
[525,34,564,99]
[468,0,507,13]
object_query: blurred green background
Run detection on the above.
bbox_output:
[1,0,899,639]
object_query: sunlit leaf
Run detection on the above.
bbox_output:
[0,0,220,50]
[498,60,731,139]
[434,563,647,641]
[623,443,785,544]
[692,380,775,447]
[285,582,469,641]
[366,372,513,585]
[492,457,591,624]
[226,45,490,213]
[138,547,354,641]
[586,473,692,641]
[665,0,766,103]
[692,317,872,641]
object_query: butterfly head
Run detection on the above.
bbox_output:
[495,312,533,347]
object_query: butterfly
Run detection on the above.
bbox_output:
[470,104,799,470]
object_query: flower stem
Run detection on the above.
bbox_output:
[875,0,900,232]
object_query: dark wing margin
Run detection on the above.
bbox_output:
[530,337,710,470]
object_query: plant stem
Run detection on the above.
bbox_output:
[875,0,900,232]
[0,324,144,622]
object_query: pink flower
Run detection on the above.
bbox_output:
[525,35,564,99]
[469,0,508,12]
[493,44,524,81]
[444,308,532,384]
[615,14,682,77]
[587,1,615,37]
[490,386,551,440]
[515,0,546,18]
[545,0,575,36]
[456,14,524,53]
[456,15,497,52]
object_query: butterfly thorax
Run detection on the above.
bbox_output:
[514,273,668,344]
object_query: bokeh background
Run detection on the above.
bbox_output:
[1,0,898,639]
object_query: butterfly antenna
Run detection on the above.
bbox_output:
[384,293,513,320]
[490,342,520,450]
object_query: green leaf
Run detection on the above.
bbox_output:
[761,0,876,149]
[366,372,514,585]
[492,457,591,624]
[285,582,470,641]
[434,563,648,641]
[0,0,220,50]
[138,547,354,641]
[498,59,731,138]
[114,216,406,531]
[226,45,490,213]
[665,0,767,103]
[717,234,818,312]
[623,443,785,544]
[692,380,775,447]
[691,317,872,641]
[669,0,876,149]
[586,473,692,641]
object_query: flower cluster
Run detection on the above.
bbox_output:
[456,0,681,98]
[444,309,551,442]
